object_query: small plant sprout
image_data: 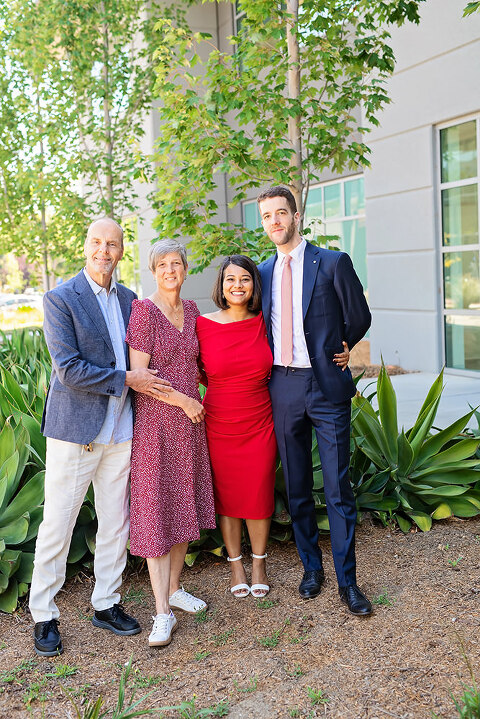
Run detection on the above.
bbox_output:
[285,665,304,678]
[255,597,278,609]
[233,676,258,693]
[194,650,211,661]
[212,629,235,646]
[306,686,329,706]
[257,628,282,648]
[372,590,396,607]
[448,556,463,569]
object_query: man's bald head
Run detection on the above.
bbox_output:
[86,217,124,247]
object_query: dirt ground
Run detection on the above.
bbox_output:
[1,517,480,719]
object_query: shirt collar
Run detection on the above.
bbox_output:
[83,267,117,296]
[276,238,306,264]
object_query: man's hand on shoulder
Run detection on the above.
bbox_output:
[125,368,172,398]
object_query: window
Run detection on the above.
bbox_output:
[242,175,367,291]
[439,118,480,371]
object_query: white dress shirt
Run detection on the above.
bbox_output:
[83,269,133,444]
[271,239,311,368]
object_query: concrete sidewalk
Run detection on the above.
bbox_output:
[355,372,480,430]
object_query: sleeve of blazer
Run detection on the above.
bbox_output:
[43,290,126,397]
[333,252,371,350]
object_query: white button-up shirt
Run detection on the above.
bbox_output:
[83,269,133,444]
[271,239,311,368]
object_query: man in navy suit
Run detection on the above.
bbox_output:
[29,218,171,655]
[257,186,372,615]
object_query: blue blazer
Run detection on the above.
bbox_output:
[41,270,136,444]
[258,242,371,403]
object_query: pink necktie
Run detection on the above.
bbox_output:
[281,254,293,366]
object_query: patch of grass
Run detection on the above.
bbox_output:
[76,609,93,622]
[288,709,300,717]
[448,556,464,569]
[212,629,235,646]
[123,586,147,605]
[22,678,48,709]
[257,628,282,648]
[194,608,216,624]
[194,650,211,661]
[371,590,396,607]
[46,663,78,679]
[289,628,310,644]
[0,641,6,650]
[130,670,165,689]
[0,658,37,685]
[161,698,229,717]
[285,665,304,678]
[255,597,278,609]
[233,676,258,693]
[306,686,329,706]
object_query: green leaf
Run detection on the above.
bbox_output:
[0,578,18,613]
[421,438,479,468]
[447,496,480,517]
[397,430,414,476]
[431,503,453,520]
[0,471,45,526]
[406,511,432,532]
[416,485,469,497]
[0,549,21,578]
[377,364,398,462]
[15,552,34,584]
[395,514,411,533]
[415,409,475,466]
[184,551,200,567]
[0,512,29,545]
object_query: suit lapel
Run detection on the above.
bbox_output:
[302,242,321,318]
[74,271,114,355]
[261,254,277,328]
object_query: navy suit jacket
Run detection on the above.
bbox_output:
[258,242,371,403]
[41,270,137,444]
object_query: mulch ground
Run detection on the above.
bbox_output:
[1,516,480,719]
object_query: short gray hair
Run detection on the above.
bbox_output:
[148,239,188,272]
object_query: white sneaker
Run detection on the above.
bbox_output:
[148,611,177,647]
[169,587,207,614]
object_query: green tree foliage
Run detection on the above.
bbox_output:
[151,0,425,271]
[0,0,179,287]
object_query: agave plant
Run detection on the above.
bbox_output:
[0,329,98,612]
[351,366,480,531]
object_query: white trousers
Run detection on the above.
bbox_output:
[29,438,131,623]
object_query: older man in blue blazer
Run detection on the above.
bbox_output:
[29,218,171,656]
[257,186,372,616]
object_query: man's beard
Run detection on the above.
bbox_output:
[271,217,296,245]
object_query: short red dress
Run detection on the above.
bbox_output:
[196,312,277,519]
[126,298,216,558]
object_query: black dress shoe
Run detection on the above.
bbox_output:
[339,584,372,616]
[34,619,63,656]
[299,569,325,599]
[92,604,141,635]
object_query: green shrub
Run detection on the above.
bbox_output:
[2,330,480,614]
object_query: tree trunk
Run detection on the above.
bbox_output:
[101,3,114,218]
[286,0,302,220]
[37,92,50,292]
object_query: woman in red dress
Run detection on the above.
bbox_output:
[196,255,277,598]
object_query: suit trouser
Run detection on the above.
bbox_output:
[29,438,131,623]
[269,367,356,587]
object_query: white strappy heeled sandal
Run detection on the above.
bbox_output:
[227,554,250,598]
[250,552,270,598]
